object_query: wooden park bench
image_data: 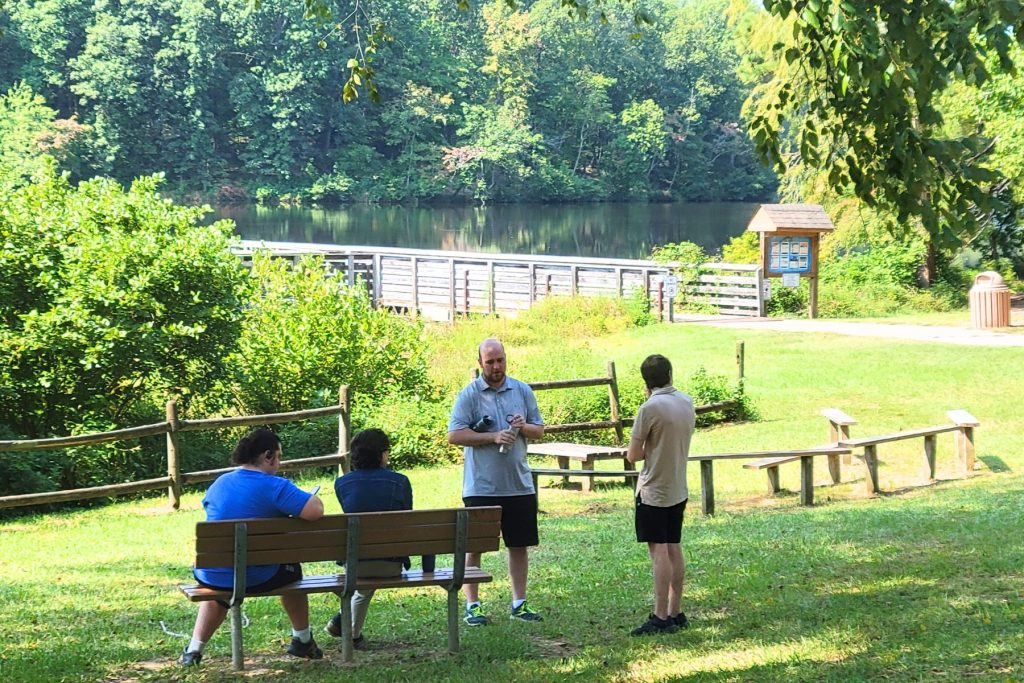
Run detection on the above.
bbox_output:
[179,506,501,670]
[530,466,639,499]
[743,408,857,494]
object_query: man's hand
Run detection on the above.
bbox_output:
[494,428,518,447]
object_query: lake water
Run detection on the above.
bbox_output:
[215,202,760,259]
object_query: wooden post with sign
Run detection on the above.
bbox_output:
[746,204,834,319]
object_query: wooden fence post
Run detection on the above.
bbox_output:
[657,281,664,322]
[947,410,979,473]
[411,256,419,317]
[607,361,624,446]
[923,434,937,481]
[166,399,182,510]
[799,456,814,506]
[488,260,496,314]
[862,445,880,494]
[756,267,766,317]
[735,340,745,382]
[338,385,351,476]
[700,460,714,516]
[822,408,857,478]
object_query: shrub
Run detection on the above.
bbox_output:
[354,393,457,469]
[721,231,760,264]
[230,253,432,415]
[0,170,246,441]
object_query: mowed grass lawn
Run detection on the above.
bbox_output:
[1,322,1023,682]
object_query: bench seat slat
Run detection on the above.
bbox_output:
[196,536,500,568]
[742,455,800,470]
[180,567,494,602]
[530,468,638,477]
[195,521,499,554]
[195,507,501,538]
[840,425,957,447]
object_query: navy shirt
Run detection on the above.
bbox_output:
[334,467,414,568]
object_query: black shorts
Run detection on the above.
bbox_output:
[195,563,303,608]
[635,495,687,544]
[463,494,539,548]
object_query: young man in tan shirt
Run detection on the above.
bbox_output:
[625,354,696,636]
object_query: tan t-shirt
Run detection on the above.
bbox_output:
[630,386,695,507]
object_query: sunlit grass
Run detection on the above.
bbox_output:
[1,322,1023,681]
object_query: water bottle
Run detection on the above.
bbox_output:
[499,426,520,454]
[470,415,494,432]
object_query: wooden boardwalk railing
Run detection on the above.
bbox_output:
[235,242,766,319]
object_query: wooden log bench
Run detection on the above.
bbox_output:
[838,410,980,493]
[697,447,851,513]
[525,442,633,492]
[742,408,859,495]
[179,506,501,670]
[530,467,639,498]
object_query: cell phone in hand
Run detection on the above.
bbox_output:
[309,485,321,495]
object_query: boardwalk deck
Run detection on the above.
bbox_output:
[236,241,764,319]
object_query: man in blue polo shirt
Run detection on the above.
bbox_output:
[448,338,545,625]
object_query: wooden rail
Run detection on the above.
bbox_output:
[0,387,352,511]
[235,241,765,320]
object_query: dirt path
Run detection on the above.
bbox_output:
[677,314,1024,347]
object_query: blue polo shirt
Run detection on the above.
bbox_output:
[193,468,312,588]
[448,376,543,497]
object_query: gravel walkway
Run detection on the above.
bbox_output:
[677,315,1024,347]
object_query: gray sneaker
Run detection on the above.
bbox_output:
[464,603,490,626]
[510,601,543,622]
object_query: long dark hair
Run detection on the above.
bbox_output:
[349,428,391,470]
[231,428,281,465]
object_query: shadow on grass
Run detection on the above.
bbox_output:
[3,476,1023,682]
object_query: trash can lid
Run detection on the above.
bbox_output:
[972,271,1009,289]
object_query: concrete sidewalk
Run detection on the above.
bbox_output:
[676,314,1024,347]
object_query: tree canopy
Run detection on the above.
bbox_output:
[745,0,1024,251]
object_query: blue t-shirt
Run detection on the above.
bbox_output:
[335,467,414,568]
[194,468,312,589]
[448,376,543,497]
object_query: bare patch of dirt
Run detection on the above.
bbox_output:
[528,635,581,660]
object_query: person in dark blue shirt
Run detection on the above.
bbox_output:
[324,428,413,649]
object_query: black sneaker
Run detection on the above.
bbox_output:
[178,648,202,666]
[324,613,343,638]
[352,634,367,650]
[287,637,324,659]
[673,612,690,629]
[630,614,679,636]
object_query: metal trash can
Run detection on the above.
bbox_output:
[969,271,1011,328]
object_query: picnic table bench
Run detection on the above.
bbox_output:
[179,506,501,669]
[526,442,633,492]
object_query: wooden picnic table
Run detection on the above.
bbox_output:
[526,442,633,492]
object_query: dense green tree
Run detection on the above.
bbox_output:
[0,169,247,438]
[0,0,777,203]
[745,0,1024,264]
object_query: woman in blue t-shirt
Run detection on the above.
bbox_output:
[324,428,413,649]
[179,428,325,667]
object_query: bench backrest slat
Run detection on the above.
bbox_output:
[193,507,501,569]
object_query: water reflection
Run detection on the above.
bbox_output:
[214,202,760,259]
